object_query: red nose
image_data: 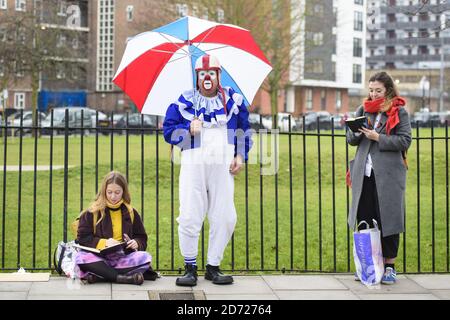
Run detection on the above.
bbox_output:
[204,75,211,81]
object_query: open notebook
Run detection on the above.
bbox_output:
[73,242,127,257]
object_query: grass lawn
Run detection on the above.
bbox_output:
[0,128,449,273]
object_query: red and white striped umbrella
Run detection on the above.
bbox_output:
[113,16,272,116]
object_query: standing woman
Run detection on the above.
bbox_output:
[347,71,412,284]
[75,171,155,285]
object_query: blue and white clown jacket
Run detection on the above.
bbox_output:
[163,87,253,161]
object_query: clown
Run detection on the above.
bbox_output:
[163,54,253,286]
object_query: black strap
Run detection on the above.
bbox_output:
[54,244,66,275]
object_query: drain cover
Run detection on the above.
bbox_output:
[148,290,206,300]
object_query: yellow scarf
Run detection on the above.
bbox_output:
[106,199,123,210]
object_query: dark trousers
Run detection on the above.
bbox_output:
[357,171,400,259]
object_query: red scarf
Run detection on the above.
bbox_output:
[363,97,406,135]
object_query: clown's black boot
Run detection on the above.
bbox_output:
[176,264,198,286]
[205,264,233,285]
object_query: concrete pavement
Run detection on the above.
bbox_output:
[1,274,449,300]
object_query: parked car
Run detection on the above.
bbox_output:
[41,107,94,135]
[11,111,47,136]
[259,113,297,131]
[84,108,111,134]
[411,111,431,128]
[298,111,333,131]
[277,112,298,132]
[248,113,265,131]
[115,113,158,134]
[331,113,345,130]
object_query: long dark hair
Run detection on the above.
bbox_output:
[367,71,400,112]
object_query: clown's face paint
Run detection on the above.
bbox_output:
[198,70,219,97]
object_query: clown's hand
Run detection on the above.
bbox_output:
[190,118,202,136]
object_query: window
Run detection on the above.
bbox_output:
[419,45,429,54]
[354,11,363,31]
[15,0,26,11]
[0,0,7,9]
[388,13,396,23]
[0,28,6,42]
[14,93,25,109]
[57,34,66,47]
[313,60,323,73]
[353,38,362,57]
[72,37,78,49]
[320,90,326,111]
[387,30,396,39]
[15,61,24,77]
[306,89,313,110]
[354,0,364,5]
[314,4,324,17]
[313,33,323,46]
[176,4,188,17]
[353,64,362,83]
[56,64,65,79]
[126,5,133,21]
[386,46,396,55]
[217,8,225,23]
[58,0,67,16]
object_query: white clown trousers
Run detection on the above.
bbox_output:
[177,127,237,266]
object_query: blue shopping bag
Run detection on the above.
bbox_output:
[353,220,384,288]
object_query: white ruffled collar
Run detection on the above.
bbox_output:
[177,88,241,127]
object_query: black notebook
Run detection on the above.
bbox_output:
[73,242,127,257]
[345,116,368,132]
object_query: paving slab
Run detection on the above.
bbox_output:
[274,289,359,300]
[0,292,28,300]
[358,294,439,300]
[337,275,429,294]
[206,294,279,300]
[195,276,273,295]
[112,291,150,300]
[112,276,191,292]
[430,290,450,300]
[27,295,110,300]
[0,282,32,292]
[407,275,450,290]
[262,275,347,290]
[29,278,111,296]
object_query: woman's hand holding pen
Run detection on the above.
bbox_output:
[359,127,380,142]
[123,234,138,251]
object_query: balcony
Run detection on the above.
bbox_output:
[367,53,450,63]
[380,20,441,30]
[368,37,450,46]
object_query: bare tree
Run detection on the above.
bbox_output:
[0,0,88,132]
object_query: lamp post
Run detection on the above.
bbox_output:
[420,75,430,111]
[440,13,446,112]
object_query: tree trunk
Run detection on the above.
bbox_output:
[270,88,278,130]
[31,71,39,138]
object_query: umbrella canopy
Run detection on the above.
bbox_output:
[113,16,272,116]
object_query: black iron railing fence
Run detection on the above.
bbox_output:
[0,109,449,274]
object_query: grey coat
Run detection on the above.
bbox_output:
[347,105,412,237]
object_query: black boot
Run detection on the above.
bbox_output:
[116,272,144,285]
[86,274,105,284]
[205,264,233,285]
[176,264,198,287]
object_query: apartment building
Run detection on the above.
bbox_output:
[283,0,366,116]
[364,0,450,112]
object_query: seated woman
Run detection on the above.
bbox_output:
[75,171,156,285]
